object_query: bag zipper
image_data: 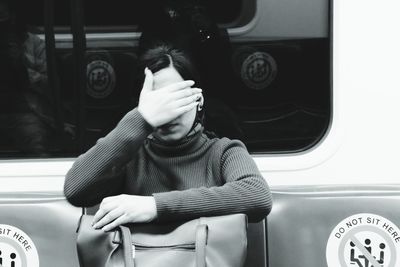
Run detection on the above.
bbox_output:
[132,242,196,251]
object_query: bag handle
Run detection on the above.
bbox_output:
[118,225,135,267]
[195,224,208,267]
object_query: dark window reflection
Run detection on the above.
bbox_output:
[21,0,243,29]
[0,0,73,158]
[0,0,331,158]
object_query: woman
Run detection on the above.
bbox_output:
[64,44,272,232]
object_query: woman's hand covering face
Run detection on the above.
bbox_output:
[138,68,202,128]
[92,194,158,232]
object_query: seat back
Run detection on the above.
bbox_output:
[0,192,81,267]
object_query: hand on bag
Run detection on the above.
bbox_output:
[138,68,202,128]
[92,194,157,232]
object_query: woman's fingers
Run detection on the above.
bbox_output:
[163,80,195,92]
[91,195,157,231]
[170,88,201,99]
[92,206,108,226]
[167,88,201,107]
[93,207,124,230]
[141,68,154,93]
[102,214,129,232]
[92,197,118,226]
[174,93,202,108]
[175,101,199,115]
[138,78,201,127]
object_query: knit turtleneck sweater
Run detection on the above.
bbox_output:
[64,108,272,223]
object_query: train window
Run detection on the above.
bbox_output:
[0,0,331,159]
[19,0,252,33]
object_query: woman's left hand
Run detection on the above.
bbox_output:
[92,194,158,232]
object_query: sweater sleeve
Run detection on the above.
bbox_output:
[153,139,273,223]
[64,108,153,207]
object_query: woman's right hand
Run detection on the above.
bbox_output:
[138,68,202,128]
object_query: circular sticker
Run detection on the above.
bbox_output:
[240,51,277,90]
[86,60,116,99]
[0,224,39,267]
[326,213,400,267]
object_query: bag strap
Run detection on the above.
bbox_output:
[119,225,135,267]
[195,224,208,267]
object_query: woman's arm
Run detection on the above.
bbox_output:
[153,139,273,223]
[64,108,153,207]
[64,69,202,207]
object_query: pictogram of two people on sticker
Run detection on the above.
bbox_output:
[0,249,17,267]
[349,239,386,267]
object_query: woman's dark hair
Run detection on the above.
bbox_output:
[137,43,200,86]
[136,44,206,128]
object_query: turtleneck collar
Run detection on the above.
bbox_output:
[145,124,206,157]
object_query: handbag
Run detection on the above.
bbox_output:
[76,213,248,267]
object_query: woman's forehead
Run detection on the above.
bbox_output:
[153,66,184,90]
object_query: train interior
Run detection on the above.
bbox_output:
[0,0,334,266]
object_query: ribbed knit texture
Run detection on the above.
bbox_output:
[64,108,272,223]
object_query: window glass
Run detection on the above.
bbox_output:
[0,0,331,158]
[21,0,245,31]
[230,39,331,153]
